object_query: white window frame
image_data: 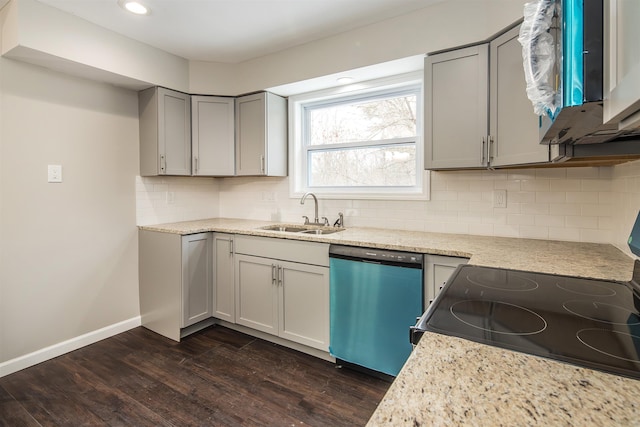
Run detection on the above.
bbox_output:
[288,72,429,200]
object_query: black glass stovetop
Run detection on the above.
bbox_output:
[420,264,640,380]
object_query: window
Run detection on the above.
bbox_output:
[289,73,428,199]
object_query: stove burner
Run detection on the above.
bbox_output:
[466,270,539,292]
[451,300,547,335]
[577,329,640,363]
[557,279,617,297]
[563,301,640,325]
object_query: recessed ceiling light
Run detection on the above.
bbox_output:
[337,77,355,85]
[118,0,150,15]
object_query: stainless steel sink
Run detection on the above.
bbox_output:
[261,225,309,232]
[299,228,342,235]
[259,224,344,235]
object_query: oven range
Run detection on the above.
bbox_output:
[411,261,640,380]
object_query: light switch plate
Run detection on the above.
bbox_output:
[48,165,62,183]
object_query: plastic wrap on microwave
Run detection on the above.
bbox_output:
[518,0,561,118]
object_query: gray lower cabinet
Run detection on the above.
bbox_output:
[233,235,330,351]
[424,254,469,308]
[139,230,212,341]
[212,233,235,322]
[139,87,192,176]
[235,92,287,176]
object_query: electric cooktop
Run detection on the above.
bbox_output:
[412,262,640,380]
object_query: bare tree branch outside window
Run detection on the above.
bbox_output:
[305,91,418,187]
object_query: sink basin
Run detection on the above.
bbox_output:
[261,225,309,232]
[299,228,343,235]
[259,224,345,235]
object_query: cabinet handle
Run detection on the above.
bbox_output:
[160,155,166,173]
[229,239,233,255]
[260,155,265,174]
[278,266,283,286]
[271,264,277,284]
[480,137,486,166]
[194,157,199,173]
[488,135,495,164]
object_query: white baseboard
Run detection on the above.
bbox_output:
[0,316,141,378]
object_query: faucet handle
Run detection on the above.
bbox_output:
[334,212,344,228]
[302,215,310,225]
[321,217,330,226]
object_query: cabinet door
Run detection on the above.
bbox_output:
[235,254,278,335]
[424,255,468,308]
[192,96,235,176]
[424,44,489,169]
[213,233,235,322]
[159,88,191,176]
[489,26,549,167]
[604,0,640,128]
[236,93,267,176]
[278,260,329,351]
[182,233,212,327]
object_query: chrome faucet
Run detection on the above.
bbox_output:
[300,192,322,225]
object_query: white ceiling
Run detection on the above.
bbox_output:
[35,0,442,64]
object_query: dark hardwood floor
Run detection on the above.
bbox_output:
[0,325,390,427]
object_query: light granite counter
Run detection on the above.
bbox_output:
[140,217,640,425]
[367,333,640,426]
[139,217,634,281]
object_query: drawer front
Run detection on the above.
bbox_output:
[234,235,329,267]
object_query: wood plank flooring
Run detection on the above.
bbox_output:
[0,325,390,427]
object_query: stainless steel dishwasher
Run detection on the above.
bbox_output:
[329,245,423,377]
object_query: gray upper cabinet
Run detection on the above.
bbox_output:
[139,87,192,176]
[425,23,549,170]
[191,96,235,176]
[235,92,287,176]
[604,0,640,129]
[489,25,549,167]
[425,44,489,169]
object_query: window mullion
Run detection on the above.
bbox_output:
[306,137,415,152]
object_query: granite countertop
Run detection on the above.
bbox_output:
[367,333,640,426]
[140,217,640,425]
[139,217,634,281]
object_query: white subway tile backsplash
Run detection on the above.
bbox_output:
[566,191,599,204]
[522,179,550,192]
[535,168,567,179]
[521,203,549,215]
[534,214,565,227]
[566,167,601,179]
[519,225,550,240]
[509,191,536,204]
[135,176,219,226]
[507,214,535,226]
[566,216,599,229]
[549,227,581,242]
[134,159,640,247]
[553,179,582,192]
[579,228,610,244]
[549,203,582,216]
[535,191,566,204]
[581,179,612,192]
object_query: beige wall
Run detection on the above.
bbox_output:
[190,0,528,95]
[0,57,140,363]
